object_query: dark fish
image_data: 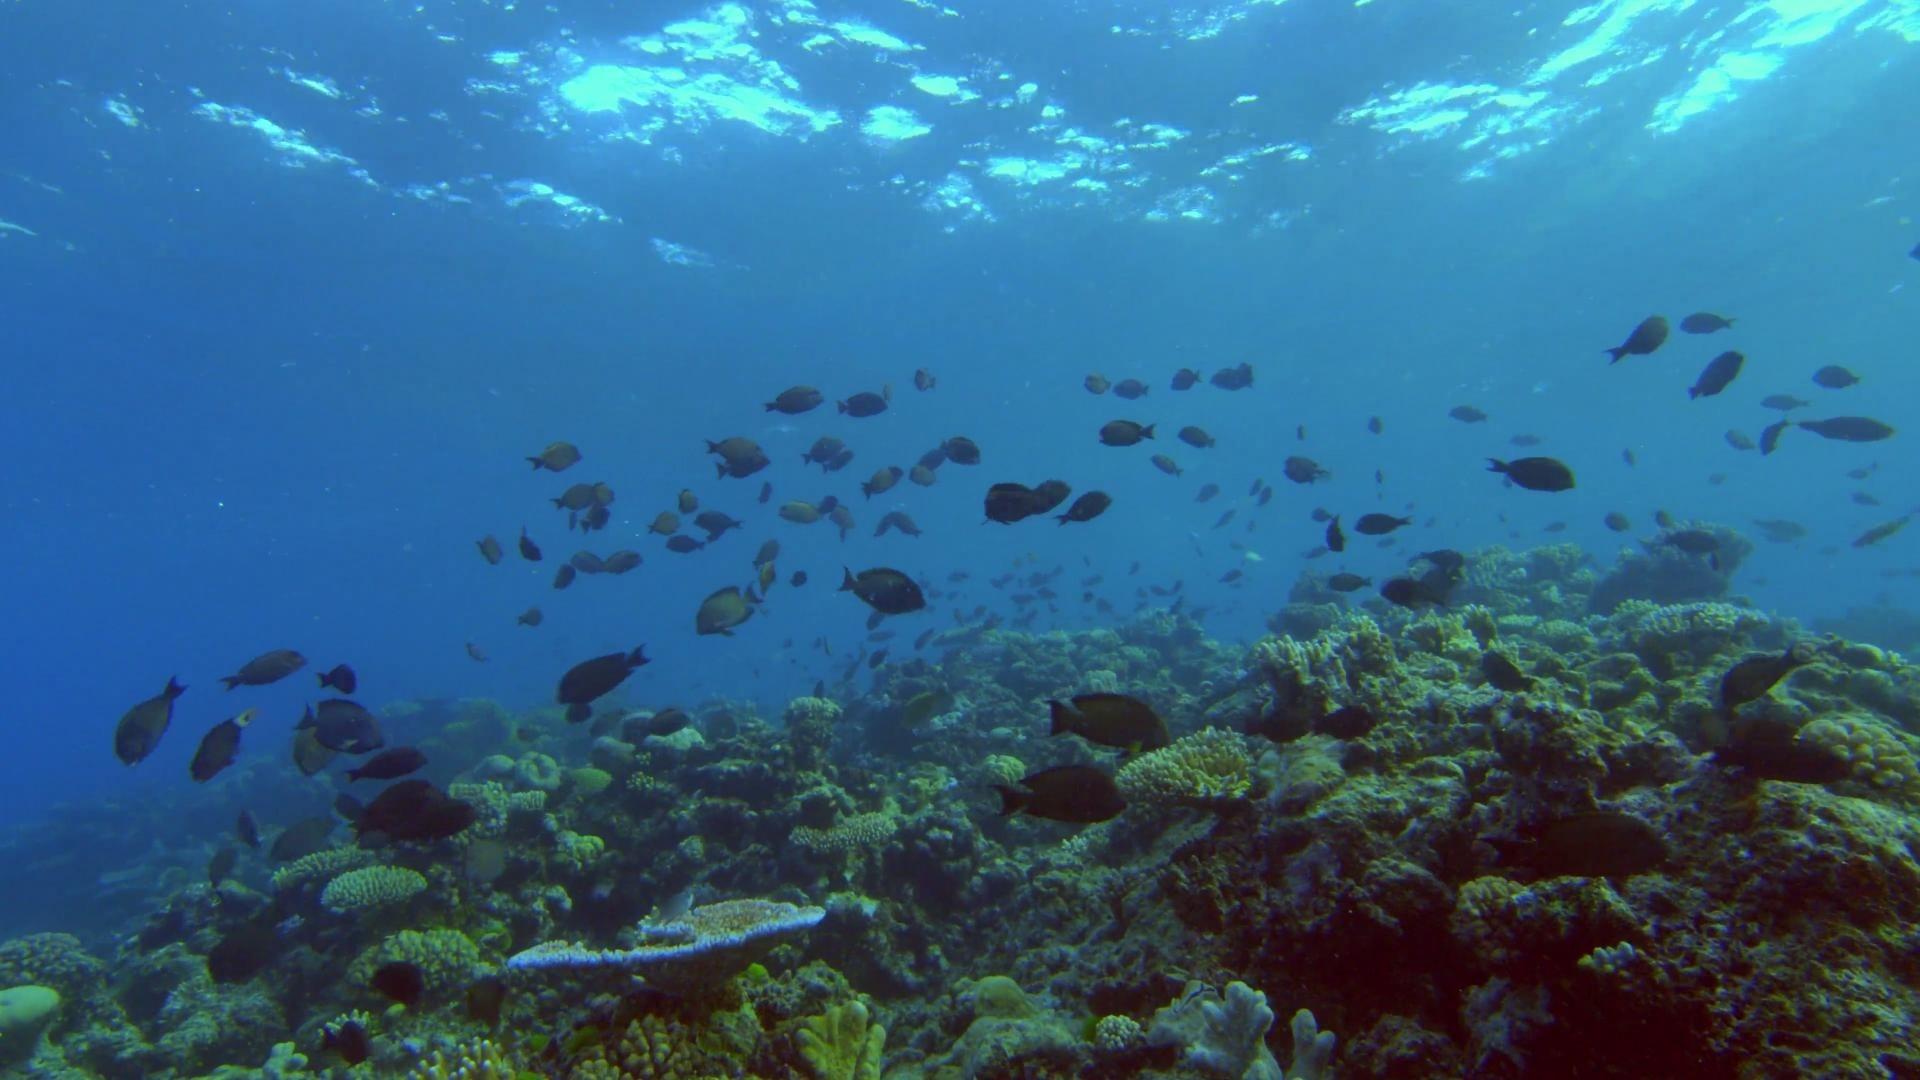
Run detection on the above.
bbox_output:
[862,465,904,498]
[868,649,888,670]
[1325,516,1346,552]
[207,920,278,983]
[557,647,650,722]
[579,505,610,532]
[1661,529,1719,554]
[1761,394,1809,411]
[1621,448,1636,467]
[914,368,936,391]
[221,649,306,690]
[1719,642,1818,710]
[678,489,699,513]
[838,392,889,417]
[1367,416,1383,434]
[208,846,238,886]
[696,587,753,636]
[518,528,542,561]
[1758,420,1789,455]
[300,699,384,754]
[527,441,582,472]
[1195,483,1220,503]
[665,535,705,554]
[317,664,357,693]
[347,747,427,782]
[1282,456,1328,484]
[943,436,982,465]
[570,551,605,574]
[765,385,824,414]
[1654,509,1676,528]
[1482,652,1533,692]
[1510,434,1542,446]
[325,1018,373,1065]
[628,708,691,740]
[236,810,260,849]
[648,511,680,536]
[1448,405,1488,423]
[1327,573,1369,592]
[1712,715,1851,784]
[1177,426,1215,449]
[1314,705,1375,739]
[1688,351,1744,399]
[1604,315,1668,362]
[1487,457,1574,492]
[754,539,781,567]
[840,567,926,615]
[372,961,426,1007]
[1210,363,1254,390]
[552,483,597,511]
[1099,420,1154,446]
[1603,512,1631,532]
[1171,368,1200,390]
[1057,492,1112,524]
[333,793,364,823]
[1380,577,1444,608]
[465,642,488,663]
[1852,515,1911,549]
[780,501,823,525]
[602,550,642,574]
[1812,365,1860,389]
[553,564,577,590]
[1048,693,1169,751]
[189,710,252,782]
[465,977,508,1026]
[823,449,855,473]
[917,446,949,471]
[875,510,923,537]
[291,726,336,776]
[710,439,771,479]
[1085,373,1110,395]
[1353,513,1412,535]
[268,816,334,861]
[994,764,1125,823]
[908,465,936,487]
[355,779,477,843]
[985,483,1043,524]
[1752,518,1806,541]
[1112,378,1149,400]
[1150,454,1181,476]
[1798,416,1893,442]
[803,436,845,467]
[1484,811,1667,878]
[114,676,185,765]
[1679,312,1735,334]
[1724,430,1754,451]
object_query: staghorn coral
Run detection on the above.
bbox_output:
[1117,727,1256,807]
[320,865,427,913]
[796,999,885,1080]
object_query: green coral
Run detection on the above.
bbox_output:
[556,830,607,871]
[1117,728,1256,806]
[410,1036,529,1078]
[797,1000,885,1080]
[320,866,428,913]
[448,781,548,838]
[568,766,614,797]
[793,810,898,855]
[271,846,376,892]
[351,929,481,998]
[570,1014,726,1079]
[1800,714,1920,797]
[0,985,60,1067]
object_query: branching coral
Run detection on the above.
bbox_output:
[1117,728,1256,807]
[797,999,885,1080]
[270,847,375,893]
[320,866,427,913]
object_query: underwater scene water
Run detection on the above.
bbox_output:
[3,0,1920,1076]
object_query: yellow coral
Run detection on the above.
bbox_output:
[1116,728,1255,806]
[982,755,1025,785]
[1800,715,1920,797]
[320,866,427,913]
[270,846,374,892]
[351,929,481,997]
[556,830,607,871]
[797,1000,885,1080]
[409,1036,523,1078]
[568,767,614,797]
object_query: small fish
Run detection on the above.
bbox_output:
[1283,456,1328,484]
[1660,528,1719,555]
[1851,492,1881,507]
[1852,515,1911,549]
[1353,513,1412,536]
[465,642,487,663]
[236,809,260,849]
[1195,483,1220,503]
[518,528,542,561]
[553,564,577,590]
[1325,516,1346,552]
[1679,312,1735,334]
[527,441,582,472]
[1621,448,1636,467]
[1603,512,1631,532]
[1314,705,1376,739]
[678,489,699,513]
[1113,378,1149,399]
[942,436,982,465]
[1099,420,1155,446]
[347,746,428,782]
[221,649,306,690]
[556,647,650,722]
[1688,351,1744,399]
[862,465,904,499]
[914,368,937,391]
[1719,642,1818,710]
[1761,394,1810,411]
[268,816,335,861]
[1759,419,1790,455]
[1798,416,1893,442]
[317,663,358,693]
[696,587,754,636]
[1511,434,1543,447]
[114,677,186,766]
[1483,811,1667,878]
[838,391,889,417]
[1326,572,1370,592]
[840,567,926,615]
[1171,368,1200,390]
[189,709,254,782]
[465,977,509,1026]
[1811,365,1860,389]
[1481,652,1533,692]
[1605,315,1668,362]
[764,385,824,414]
[372,961,426,1007]
[1379,577,1445,608]
[1210,363,1254,390]
[602,550,641,574]
[908,464,936,487]
[1712,715,1851,784]
[665,535,705,554]
[1752,518,1807,542]
[1367,416,1383,434]
[1724,430,1754,451]
[355,779,477,842]
[1058,491,1112,524]
[1487,457,1574,492]
[1448,405,1488,424]
[994,764,1126,823]
[648,511,680,536]
[1177,425,1215,449]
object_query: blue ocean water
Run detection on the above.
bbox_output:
[1,0,1916,933]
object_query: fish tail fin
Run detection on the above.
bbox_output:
[1047,700,1074,737]
[219,676,241,690]
[166,677,187,698]
[1480,835,1528,864]
[345,767,363,782]
[715,463,727,479]
[527,457,543,470]
[839,568,857,592]
[836,400,848,414]
[993,785,1027,816]
[628,645,650,667]
[1605,346,1627,362]
[763,402,776,412]
[1485,459,1507,475]
[1142,424,1156,439]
